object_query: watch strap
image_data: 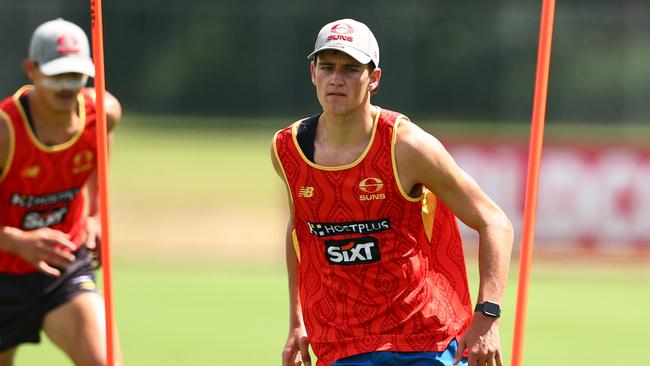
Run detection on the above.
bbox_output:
[474,301,501,317]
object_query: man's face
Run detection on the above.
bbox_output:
[311,50,380,115]
[24,60,87,112]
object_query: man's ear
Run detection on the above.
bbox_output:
[368,67,382,92]
[310,61,317,86]
[23,59,38,81]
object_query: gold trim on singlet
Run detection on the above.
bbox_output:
[290,106,381,171]
[273,130,300,261]
[420,189,438,242]
[291,229,301,263]
[391,117,425,202]
[12,85,86,153]
[272,130,295,208]
[0,109,16,182]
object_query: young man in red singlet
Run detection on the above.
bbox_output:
[0,18,122,365]
[272,19,514,366]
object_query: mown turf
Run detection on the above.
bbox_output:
[14,262,650,365]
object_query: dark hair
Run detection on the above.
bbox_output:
[367,61,376,73]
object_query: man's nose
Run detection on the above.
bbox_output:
[329,68,345,85]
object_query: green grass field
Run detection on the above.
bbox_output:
[14,116,650,365]
[16,263,650,365]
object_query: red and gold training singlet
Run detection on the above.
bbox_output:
[274,107,473,365]
[0,86,97,274]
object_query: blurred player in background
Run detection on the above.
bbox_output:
[0,18,122,365]
[272,18,513,366]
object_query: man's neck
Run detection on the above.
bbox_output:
[313,104,377,166]
[318,104,376,149]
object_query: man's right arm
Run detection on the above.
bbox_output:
[282,217,311,366]
[271,141,312,366]
[0,226,77,276]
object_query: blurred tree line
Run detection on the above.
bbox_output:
[1,0,648,124]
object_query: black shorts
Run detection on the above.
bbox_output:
[0,246,97,352]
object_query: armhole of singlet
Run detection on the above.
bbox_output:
[296,114,320,163]
[0,109,15,182]
[273,129,300,261]
[391,116,425,202]
[272,129,294,208]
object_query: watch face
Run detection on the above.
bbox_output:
[483,302,501,316]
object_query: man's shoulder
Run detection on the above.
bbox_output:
[0,112,11,170]
[394,118,446,160]
[0,113,8,139]
[394,117,420,141]
[378,106,409,120]
[0,92,16,111]
[82,88,122,132]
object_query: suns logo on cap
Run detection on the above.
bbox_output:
[359,177,385,201]
[328,23,354,42]
[56,34,80,55]
[331,23,354,34]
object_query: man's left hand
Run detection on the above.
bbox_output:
[85,216,102,268]
[454,313,503,366]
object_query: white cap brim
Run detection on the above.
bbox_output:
[39,56,95,77]
[308,44,373,65]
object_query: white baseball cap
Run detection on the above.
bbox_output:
[307,18,380,67]
[29,18,95,77]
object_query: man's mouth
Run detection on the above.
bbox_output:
[55,91,75,100]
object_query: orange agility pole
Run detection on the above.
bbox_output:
[90,0,116,365]
[511,1,557,366]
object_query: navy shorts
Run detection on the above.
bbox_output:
[332,339,468,366]
[0,246,97,352]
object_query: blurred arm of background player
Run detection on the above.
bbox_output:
[394,120,514,366]
[271,146,312,366]
[84,89,122,267]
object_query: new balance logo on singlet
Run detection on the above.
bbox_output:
[298,186,314,198]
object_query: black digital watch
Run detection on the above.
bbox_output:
[474,301,501,318]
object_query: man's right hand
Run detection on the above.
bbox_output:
[282,324,311,366]
[6,227,76,277]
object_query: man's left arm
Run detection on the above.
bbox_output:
[86,91,122,262]
[395,121,513,366]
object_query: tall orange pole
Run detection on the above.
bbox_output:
[511,1,556,366]
[90,1,116,365]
